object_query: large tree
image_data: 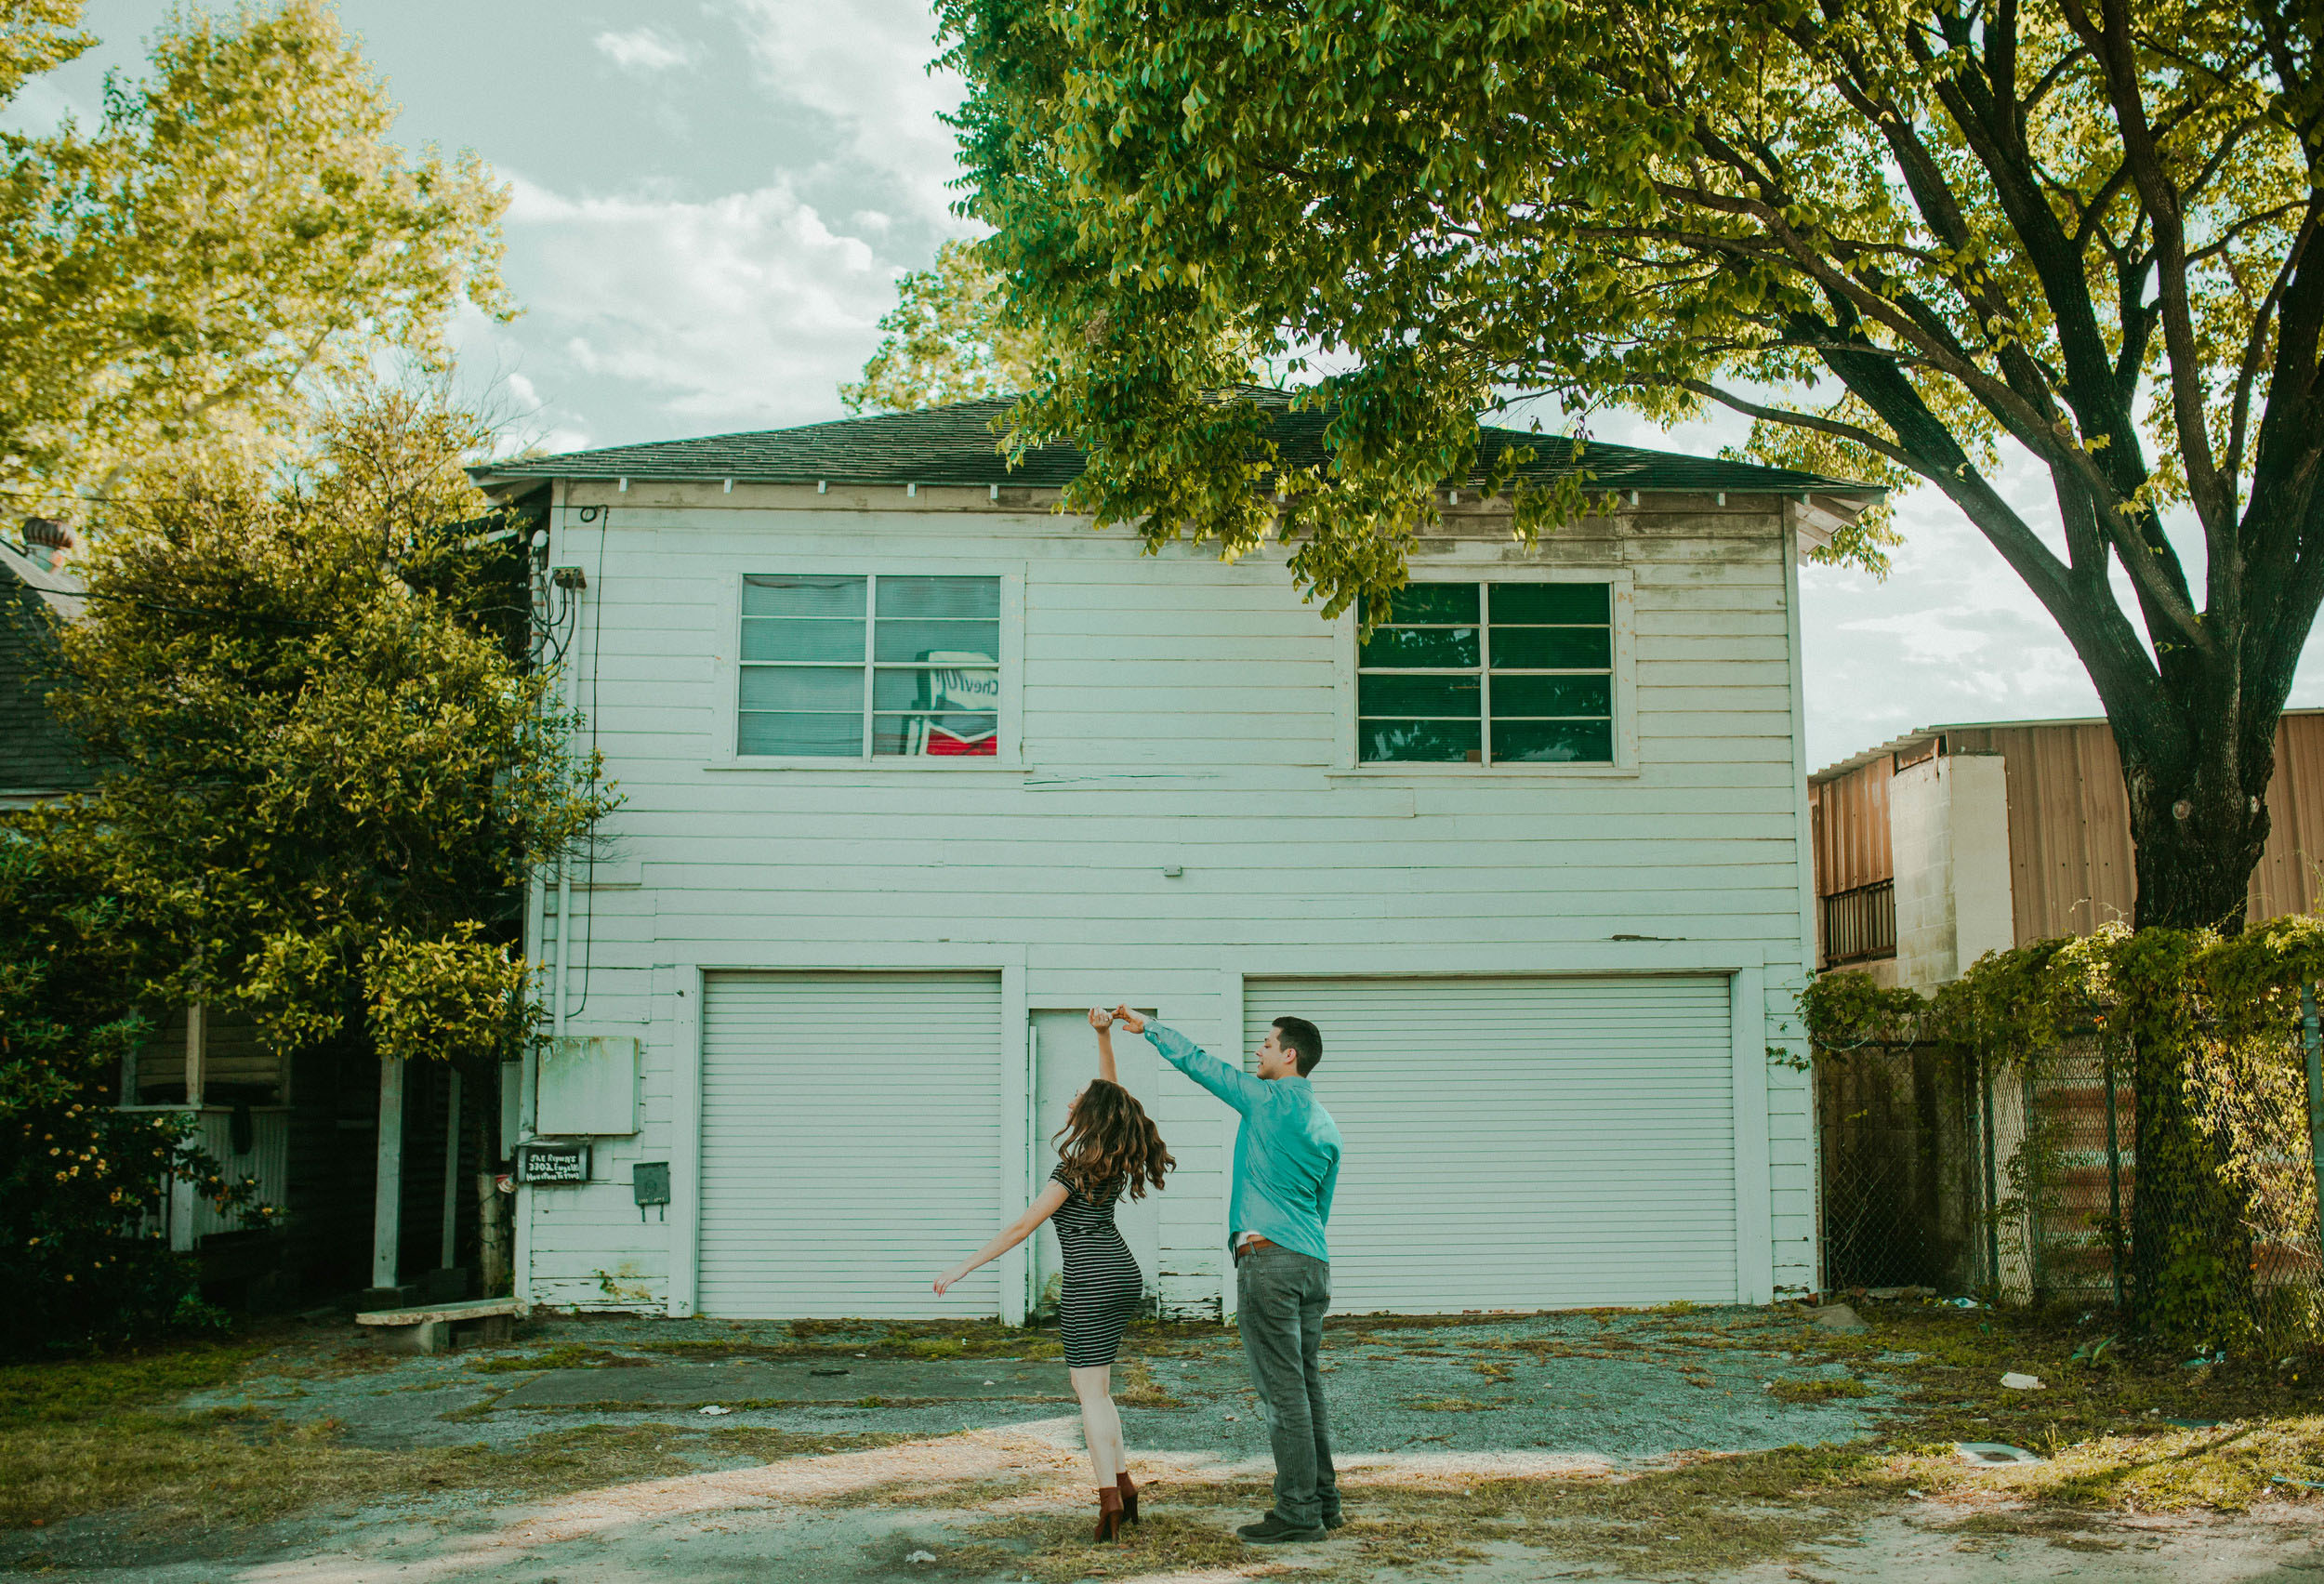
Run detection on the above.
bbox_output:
[32,387,609,1115]
[0,0,508,508]
[941,0,2323,932]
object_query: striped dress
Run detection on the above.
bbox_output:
[1050,1163,1143,1367]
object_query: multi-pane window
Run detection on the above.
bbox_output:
[1357,582,1614,764]
[738,574,1001,758]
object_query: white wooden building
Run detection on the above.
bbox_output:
[472,394,1878,1322]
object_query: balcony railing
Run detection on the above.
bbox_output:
[1822,878,1897,966]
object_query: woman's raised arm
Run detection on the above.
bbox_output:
[934,1180,1068,1297]
[1089,1006,1119,1085]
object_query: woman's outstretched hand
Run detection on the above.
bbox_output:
[1112,1005,1147,1034]
[1088,1007,1113,1031]
[932,1261,971,1298]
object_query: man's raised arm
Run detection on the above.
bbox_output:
[1114,1006,1263,1114]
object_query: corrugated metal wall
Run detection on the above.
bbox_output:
[1810,710,2324,939]
[1809,757,1893,895]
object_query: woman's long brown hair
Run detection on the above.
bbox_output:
[1051,1079,1174,1199]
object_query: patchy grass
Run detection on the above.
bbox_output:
[0,1334,911,1535]
[1766,1377,1875,1404]
[1407,1395,1504,1413]
[939,1445,1905,1582]
[467,1344,643,1374]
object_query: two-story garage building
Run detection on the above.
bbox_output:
[472,392,1878,1323]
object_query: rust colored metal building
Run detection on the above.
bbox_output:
[1808,710,2324,983]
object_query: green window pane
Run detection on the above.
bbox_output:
[877,575,1000,620]
[1360,718,1483,762]
[738,665,865,712]
[874,666,999,712]
[1359,673,1480,718]
[874,618,1000,663]
[744,574,865,618]
[1359,626,1479,668]
[1491,626,1613,669]
[738,711,864,757]
[1492,717,1614,763]
[1490,673,1613,718]
[1383,583,1480,624]
[1491,582,1610,624]
[741,617,865,663]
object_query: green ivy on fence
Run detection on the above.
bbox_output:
[1802,918,2324,1353]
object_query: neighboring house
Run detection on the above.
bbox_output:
[0,525,90,808]
[0,522,428,1301]
[1810,712,2324,987]
[469,391,1882,1321]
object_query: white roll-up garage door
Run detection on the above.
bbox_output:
[700,971,1003,1318]
[1243,975,1736,1313]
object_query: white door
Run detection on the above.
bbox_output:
[1243,975,1736,1313]
[1028,1010,1163,1317]
[699,971,1003,1318]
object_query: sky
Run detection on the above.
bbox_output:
[14,1,2322,768]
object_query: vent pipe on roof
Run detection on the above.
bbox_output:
[723,479,733,494]
[817,480,827,495]
[617,477,629,492]
[907,482,918,498]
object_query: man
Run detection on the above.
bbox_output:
[1112,1004,1342,1544]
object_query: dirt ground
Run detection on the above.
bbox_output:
[5,1302,2321,1583]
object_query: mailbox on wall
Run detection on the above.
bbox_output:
[536,1035,640,1135]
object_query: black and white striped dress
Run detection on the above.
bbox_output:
[1050,1163,1143,1367]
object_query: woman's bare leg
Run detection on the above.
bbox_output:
[1070,1365,1124,1484]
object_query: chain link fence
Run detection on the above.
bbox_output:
[1817,1013,2324,1352]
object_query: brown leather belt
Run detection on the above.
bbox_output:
[1234,1236,1279,1261]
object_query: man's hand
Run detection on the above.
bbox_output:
[1088,1007,1114,1031]
[1112,1005,1147,1035]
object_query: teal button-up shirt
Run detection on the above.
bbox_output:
[1146,1022,1341,1264]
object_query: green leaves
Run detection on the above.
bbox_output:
[35,388,613,1072]
[0,0,508,510]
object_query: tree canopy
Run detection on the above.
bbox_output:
[841,238,1043,414]
[0,0,508,510]
[30,389,610,1071]
[942,0,2323,928]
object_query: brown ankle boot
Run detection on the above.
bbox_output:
[1116,1469,1139,1524]
[1094,1485,1125,1542]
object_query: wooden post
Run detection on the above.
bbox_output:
[184,1001,206,1108]
[440,1069,462,1271]
[372,1058,405,1291]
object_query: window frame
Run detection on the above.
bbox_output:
[1333,567,1637,776]
[714,565,1025,770]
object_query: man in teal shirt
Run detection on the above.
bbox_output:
[1114,1004,1342,1544]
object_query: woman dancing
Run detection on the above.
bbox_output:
[935,1008,1174,1540]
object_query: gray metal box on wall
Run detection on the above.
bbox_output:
[536,1036,639,1136]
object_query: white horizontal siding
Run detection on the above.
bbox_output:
[520,500,1816,1315]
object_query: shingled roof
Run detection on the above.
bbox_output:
[0,538,93,801]
[471,389,1880,499]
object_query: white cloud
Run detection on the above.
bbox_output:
[493,173,897,431]
[725,0,969,227]
[594,26,695,73]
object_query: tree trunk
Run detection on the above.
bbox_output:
[2117,705,2271,1345]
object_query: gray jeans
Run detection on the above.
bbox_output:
[1235,1243,1338,1526]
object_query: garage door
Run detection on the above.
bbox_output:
[1244,975,1736,1313]
[700,972,1003,1318]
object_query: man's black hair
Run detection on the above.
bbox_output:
[1274,1015,1323,1076]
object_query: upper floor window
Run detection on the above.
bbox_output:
[1357,582,1614,764]
[739,574,1000,758]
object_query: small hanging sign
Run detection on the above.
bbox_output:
[516,1142,592,1184]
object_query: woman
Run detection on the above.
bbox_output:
[935,1008,1174,1540]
